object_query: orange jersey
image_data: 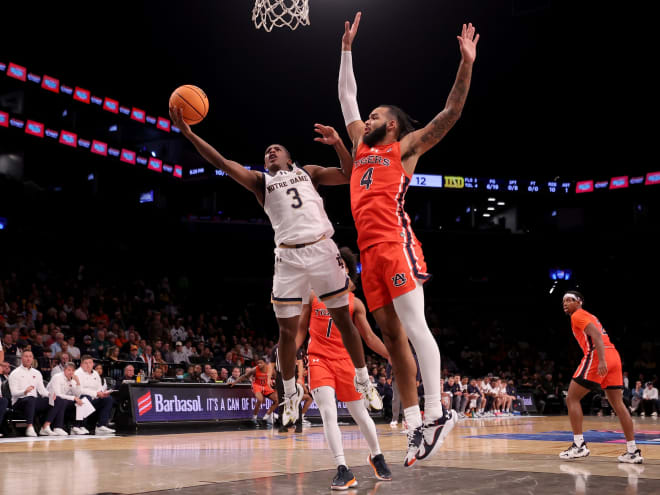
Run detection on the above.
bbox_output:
[350,141,421,251]
[570,308,615,356]
[308,292,355,359]
[254,366,270,387]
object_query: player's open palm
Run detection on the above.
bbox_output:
[313,124,340,146]
[457,23,479,64]
[342,12,361,50]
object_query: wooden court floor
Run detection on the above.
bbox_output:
[1,415,659,495]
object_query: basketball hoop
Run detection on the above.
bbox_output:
[252,0,310,32]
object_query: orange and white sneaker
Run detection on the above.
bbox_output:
[331,465,358,490]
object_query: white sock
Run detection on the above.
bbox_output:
[627,440,637,453]
[347,400,381,456]
[313,386,345,467]
[283,377,296,397]
[252,414,257,419]
[355,367,369,384]
[574,434,584,446]
[404,405,423,430]
[392,281,443,420]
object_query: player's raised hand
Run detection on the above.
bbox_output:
[313,123,340,146]
[169,106,191,136]
[457,23,480,64]
[342,11,361,51]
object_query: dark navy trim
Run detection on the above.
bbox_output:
[319,277,350,300]
[271,295,303,302]
[397,176,432,282]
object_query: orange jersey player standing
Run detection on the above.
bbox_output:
[232,357,278,428]
[334,11,478,466]
[560,291,642,464]
[297,247,392,490]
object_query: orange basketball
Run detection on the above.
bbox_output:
[169,85,209,125]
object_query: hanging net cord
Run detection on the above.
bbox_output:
[252,0,310,32]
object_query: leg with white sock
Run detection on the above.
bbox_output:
[346,400,381,457]
[392,280,443,421]
[312,386,347,467]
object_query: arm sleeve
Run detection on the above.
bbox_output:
[338,51,362,126]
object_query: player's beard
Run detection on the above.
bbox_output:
[363,122,388,147]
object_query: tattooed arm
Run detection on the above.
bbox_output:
[400,23,480,173]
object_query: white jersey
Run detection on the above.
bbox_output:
[263,166,334,246]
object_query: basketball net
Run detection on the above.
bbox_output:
[252,0,310,32]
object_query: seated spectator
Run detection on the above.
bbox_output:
[139,345,155,376]
[208,368,221,383]
[42,362,82,436]
[630,381,644,415]
[219,368,229,382]
[74,355,115,435]
[376,375,393,412]
[126,345,141,364]
[8,350,50,437]
[107,346,121,363]
[121,365,136,382]
[226,366,241,384]
[171,341,189,365]
[67,336,81,360]
[216,351,235,370]
[51,352,72,376]
[92,330,112,359]
[153,350,168,376]
[201,364,215,383]
[94,364,113,391]
[80,335,98,359]
[641,381,659,417]
[466,378,483,417]
[49,332,66,355]
[174,367,186,381]
[150,366,165,382]
[189,364,204,383]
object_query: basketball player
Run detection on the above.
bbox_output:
[232,357,278,427]
[170,108,381,427]
[560,291,643,463]
[298,247,392,489]
[335,12,478,465]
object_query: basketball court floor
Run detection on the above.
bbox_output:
[2,415,659,494]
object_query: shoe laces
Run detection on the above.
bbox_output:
[406,426,423,453]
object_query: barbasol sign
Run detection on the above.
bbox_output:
[130,385,274,422]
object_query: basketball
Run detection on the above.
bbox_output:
[169,85,209,125]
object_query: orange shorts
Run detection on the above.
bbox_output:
[252,383,275,397]
[360,242,431,311]
[308,355,362,403]
[573,347,623,389]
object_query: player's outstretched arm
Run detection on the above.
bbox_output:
[352,297,390,361]
[236,367,256,384]
[169,107,264,200]
[339,12,366,152]
[401,23,480,162]
[305,124,352,185]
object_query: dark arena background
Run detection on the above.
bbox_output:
[1,1,658,494]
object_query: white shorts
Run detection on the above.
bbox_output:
[271,238,350,318]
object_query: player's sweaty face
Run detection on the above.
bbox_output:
[265,144,289,171]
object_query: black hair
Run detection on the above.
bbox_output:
[565,290,584,302]
[339,247,358,283]
[265,144,292,160]
[380,104,419,140]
